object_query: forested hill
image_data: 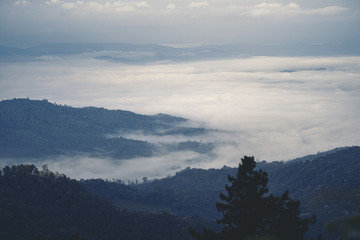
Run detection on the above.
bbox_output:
[0,98,210,159]
[82,146,360,240]
[0,164,209,240]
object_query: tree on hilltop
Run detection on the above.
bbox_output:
[191,156,318,240]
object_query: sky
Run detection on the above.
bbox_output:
[0,0,359,47]
[0,0,360,180]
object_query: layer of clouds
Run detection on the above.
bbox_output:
[0,150,215,181]
[44,0,150,12]
[1,0,359,46]
[1,56,359,179]
[10,0,352,16]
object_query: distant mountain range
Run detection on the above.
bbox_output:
[0,98,212,160]
[1,42,359,64]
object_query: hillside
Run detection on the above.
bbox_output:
[0,164,210,240]
[81,147,360,239]
[0,98,211,160]
[1,98,359,239]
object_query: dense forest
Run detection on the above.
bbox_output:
[0,98,212,159]
[0,164,212,240]
[81,147,360,240]
[0,147,359,239]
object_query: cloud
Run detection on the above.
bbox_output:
[3,0,358,46]
[45,0,85,10]
[45,0,62,6]
[38,0,349,19]
[19,151,213,181]
[1,0,359,179]
[243,2,348,17]
[249,2,296,16]
[44,0,149,12]
[1,56,359,175]
[188,1,209,9]
[310,6,348,15]
[166,3,176,10]
[14,0,28,6]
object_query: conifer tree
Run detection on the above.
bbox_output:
[191,156,316,240]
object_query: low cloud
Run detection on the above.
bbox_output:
[1,55,360,179]
[37,151,213,181]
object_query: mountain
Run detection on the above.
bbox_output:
[81,147,360,240]
[286,147,350,163]
[0,164,210,240]
[0,98,211,160]
[0,43,230,63]
[1,42,359,64]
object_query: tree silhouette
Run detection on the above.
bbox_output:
[191,156,317,240]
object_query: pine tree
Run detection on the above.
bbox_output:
[191,156,317,240]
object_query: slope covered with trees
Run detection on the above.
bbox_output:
[82,147,360,239]
[1,148,358,239]
[0,164,209,240]
[0,98,211,159]
[191,156,317,240]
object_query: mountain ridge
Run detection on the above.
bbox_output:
[81,146,360,240]
[0,164,210,240]
[0,98,212,160]
[1,42,359,64]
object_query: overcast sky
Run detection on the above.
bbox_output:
[0,0,359,47]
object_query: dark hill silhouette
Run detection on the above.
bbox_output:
[82,147,360,240]
[0,164,209,240]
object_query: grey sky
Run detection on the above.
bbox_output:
[1,0,359,47]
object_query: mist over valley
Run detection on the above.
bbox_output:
[1,47,359,179]
[1,0,360,238]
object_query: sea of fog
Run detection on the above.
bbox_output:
[1,56,359,180]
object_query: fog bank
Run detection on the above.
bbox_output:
[1,56,359,179]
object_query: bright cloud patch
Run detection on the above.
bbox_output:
[38,0,349,17]
[310,6,348,15]
[14,0,28,6]
[188,1,209,9]
[44,0,150,12]
[166,3,176,10]
[247,2,347,17]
